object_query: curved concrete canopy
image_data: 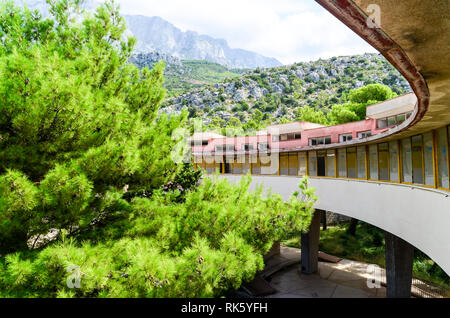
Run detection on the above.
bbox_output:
[316,0,450,142]
[353,0,450,133]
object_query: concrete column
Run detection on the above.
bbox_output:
[321,211,327,231]
[385,231,414,298]
[301,209,323,274]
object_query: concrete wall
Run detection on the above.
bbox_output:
[220,175,450,275]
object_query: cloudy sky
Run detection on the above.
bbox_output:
[114,0,377,64]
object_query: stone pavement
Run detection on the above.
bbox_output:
[263,246,387,298]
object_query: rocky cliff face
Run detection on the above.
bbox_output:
[123,15,282,69]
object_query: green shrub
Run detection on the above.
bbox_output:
[0,170,39,253]
[0,176,317,298]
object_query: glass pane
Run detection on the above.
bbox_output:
[397,114,406,124]
[369,144,378,180]
[280,153,289,176]
[389,141,399,182]
[388,116,396,127]
[378,143,389,181]
[411,135,424,185]
[289,153,298,176]
[378,119,387,129]
[326,150,336,177]
[308,151,317,176]
[338,148,347,177]
[436,128,449,188]
[242,155,251,174]
[401,138,413,183]
[357,146,366,179]
[423,133,434,186]
[298,152,307,176]
[347,147,357,178]
[260,153,273,175]
[317,151,326,177]
[252,156,261,175]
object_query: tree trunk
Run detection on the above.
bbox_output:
[347,218,358,236]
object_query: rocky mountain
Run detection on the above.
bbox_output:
[130,52,246,95]
[161,53,412,124]
[123,15,282,69]
[12,0,282,69]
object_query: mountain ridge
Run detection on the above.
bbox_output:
[123,14,282,69]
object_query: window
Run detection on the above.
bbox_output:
[387,116,397,127]
[289,153,299,176]
[423,133,434,186]
[378,143,389,181]
[397,114,406,124]
[326,150,336,177]
[377,119,388,129]
[401,138,413,183]
[377,113,410,129]
[337,148,347,177]
[231,156,242,174]
[243,144,254,151]
[192,141,209,146]
[358,131,372,139]
[317,151,326,177]
[411,135,424,185]
[242,155,251,174]
[389,141,399,182]
[357,146,366,179]
[347,147,357,178]
[436,127,449,189]
[251,155,261,175]
[279,133,301,141]
[272,135,279,142]
[369,144,378,180]
[258,143,269,151]
[340,134,353,143]
[309,137,332,146]
[280,153,289,175]
[298,152,307,176]
[308,151,317,176]
[259,153,274,175]
[216,145,235,152]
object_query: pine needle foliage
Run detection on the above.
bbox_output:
[0,0,317,298]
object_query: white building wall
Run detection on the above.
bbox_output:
[220,175,450,275]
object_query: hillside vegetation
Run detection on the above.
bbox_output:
[160,53,411,125]
[131,52,245,95]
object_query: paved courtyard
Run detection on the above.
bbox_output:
[263,246,387,298]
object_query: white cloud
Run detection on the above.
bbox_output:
[112,0,377,64]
